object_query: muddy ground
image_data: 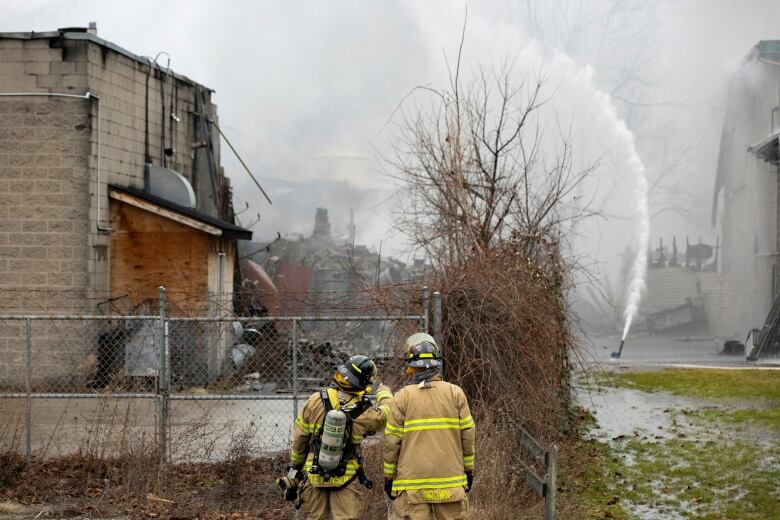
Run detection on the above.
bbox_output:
[577,334,780,519]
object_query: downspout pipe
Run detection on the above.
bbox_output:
[0,91,110,232]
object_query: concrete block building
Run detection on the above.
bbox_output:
[0,26,252,385]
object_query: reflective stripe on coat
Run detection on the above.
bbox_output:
[290,384,393,488]
[383,380,476,497]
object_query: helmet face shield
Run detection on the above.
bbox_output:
[408,358,442,369]
[407,341,442,368]
[335,367,358,389]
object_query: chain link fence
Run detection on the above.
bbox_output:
[0,286,439,464]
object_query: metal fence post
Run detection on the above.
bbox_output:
[432,291,443,377]
[218,251,227,376]
[544,445,558,520]
[158,286,169,464]
[291,319,299,420]
[432,291,442,343]
[423,286,430,333]
[25,317,32,467]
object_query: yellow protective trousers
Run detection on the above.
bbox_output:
[391,491,470,520]
[300,478,366,520]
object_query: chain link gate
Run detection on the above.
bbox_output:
[0,286,441,466]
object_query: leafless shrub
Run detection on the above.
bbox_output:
[467,411,535,519]
[0,452,25,489]
[384,42,591,272]
[439,232,572,437]
[114,429,163,496]
[73,398,163,496]
[221,424,260,489]
[0,398,25,455]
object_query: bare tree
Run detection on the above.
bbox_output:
[385,43,592,270]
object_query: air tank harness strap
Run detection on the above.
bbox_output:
[321,388,336,412]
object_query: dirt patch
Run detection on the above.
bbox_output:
[0,503,25,515]
[0,451,290,519]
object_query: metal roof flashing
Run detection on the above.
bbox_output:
[749,131,780,165]
[744,40,780,67]
[0,28,213,91]
[109,185,252,241]
[759,41,780,59]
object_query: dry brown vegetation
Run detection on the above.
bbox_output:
[407,232,572,519]
[380,14,580,439]
[0,450,289,519]
[0,401,293,519]
[1,434,607,520]
[439,232,572,437]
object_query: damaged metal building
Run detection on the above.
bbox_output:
[712,40,780,353]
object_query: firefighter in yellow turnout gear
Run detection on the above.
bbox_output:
[383,334,475,520]
[280,354,393,520]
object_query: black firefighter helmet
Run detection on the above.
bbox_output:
[334,354,376,391]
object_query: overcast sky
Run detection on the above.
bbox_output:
[4,0,780,277]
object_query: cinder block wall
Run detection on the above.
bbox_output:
[0,34,224,386]
[0,39,92,386]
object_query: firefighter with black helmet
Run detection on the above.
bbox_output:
[277,354,393,519]
[383,333,475,520]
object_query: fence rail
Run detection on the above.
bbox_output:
[0,286,440,468]
[515,422,558,520]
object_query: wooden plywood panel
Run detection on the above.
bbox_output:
[110,199,209,314]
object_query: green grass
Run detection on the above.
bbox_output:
[579,368,780,518]
[612,438,780,519]
[558,439,634,520]
[688,407,780,432]
[600,368,780,404]
[574,417,780,519]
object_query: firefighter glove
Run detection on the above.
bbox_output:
[277,467,303,501]
[384,479,395,500]
[465,472,474,493]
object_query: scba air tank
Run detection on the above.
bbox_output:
[318,409,347,470]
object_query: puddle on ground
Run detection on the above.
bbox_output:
[576,385,716,519]
[626,502,687,520]
[576,385,707,442]
[576,377,780,519]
